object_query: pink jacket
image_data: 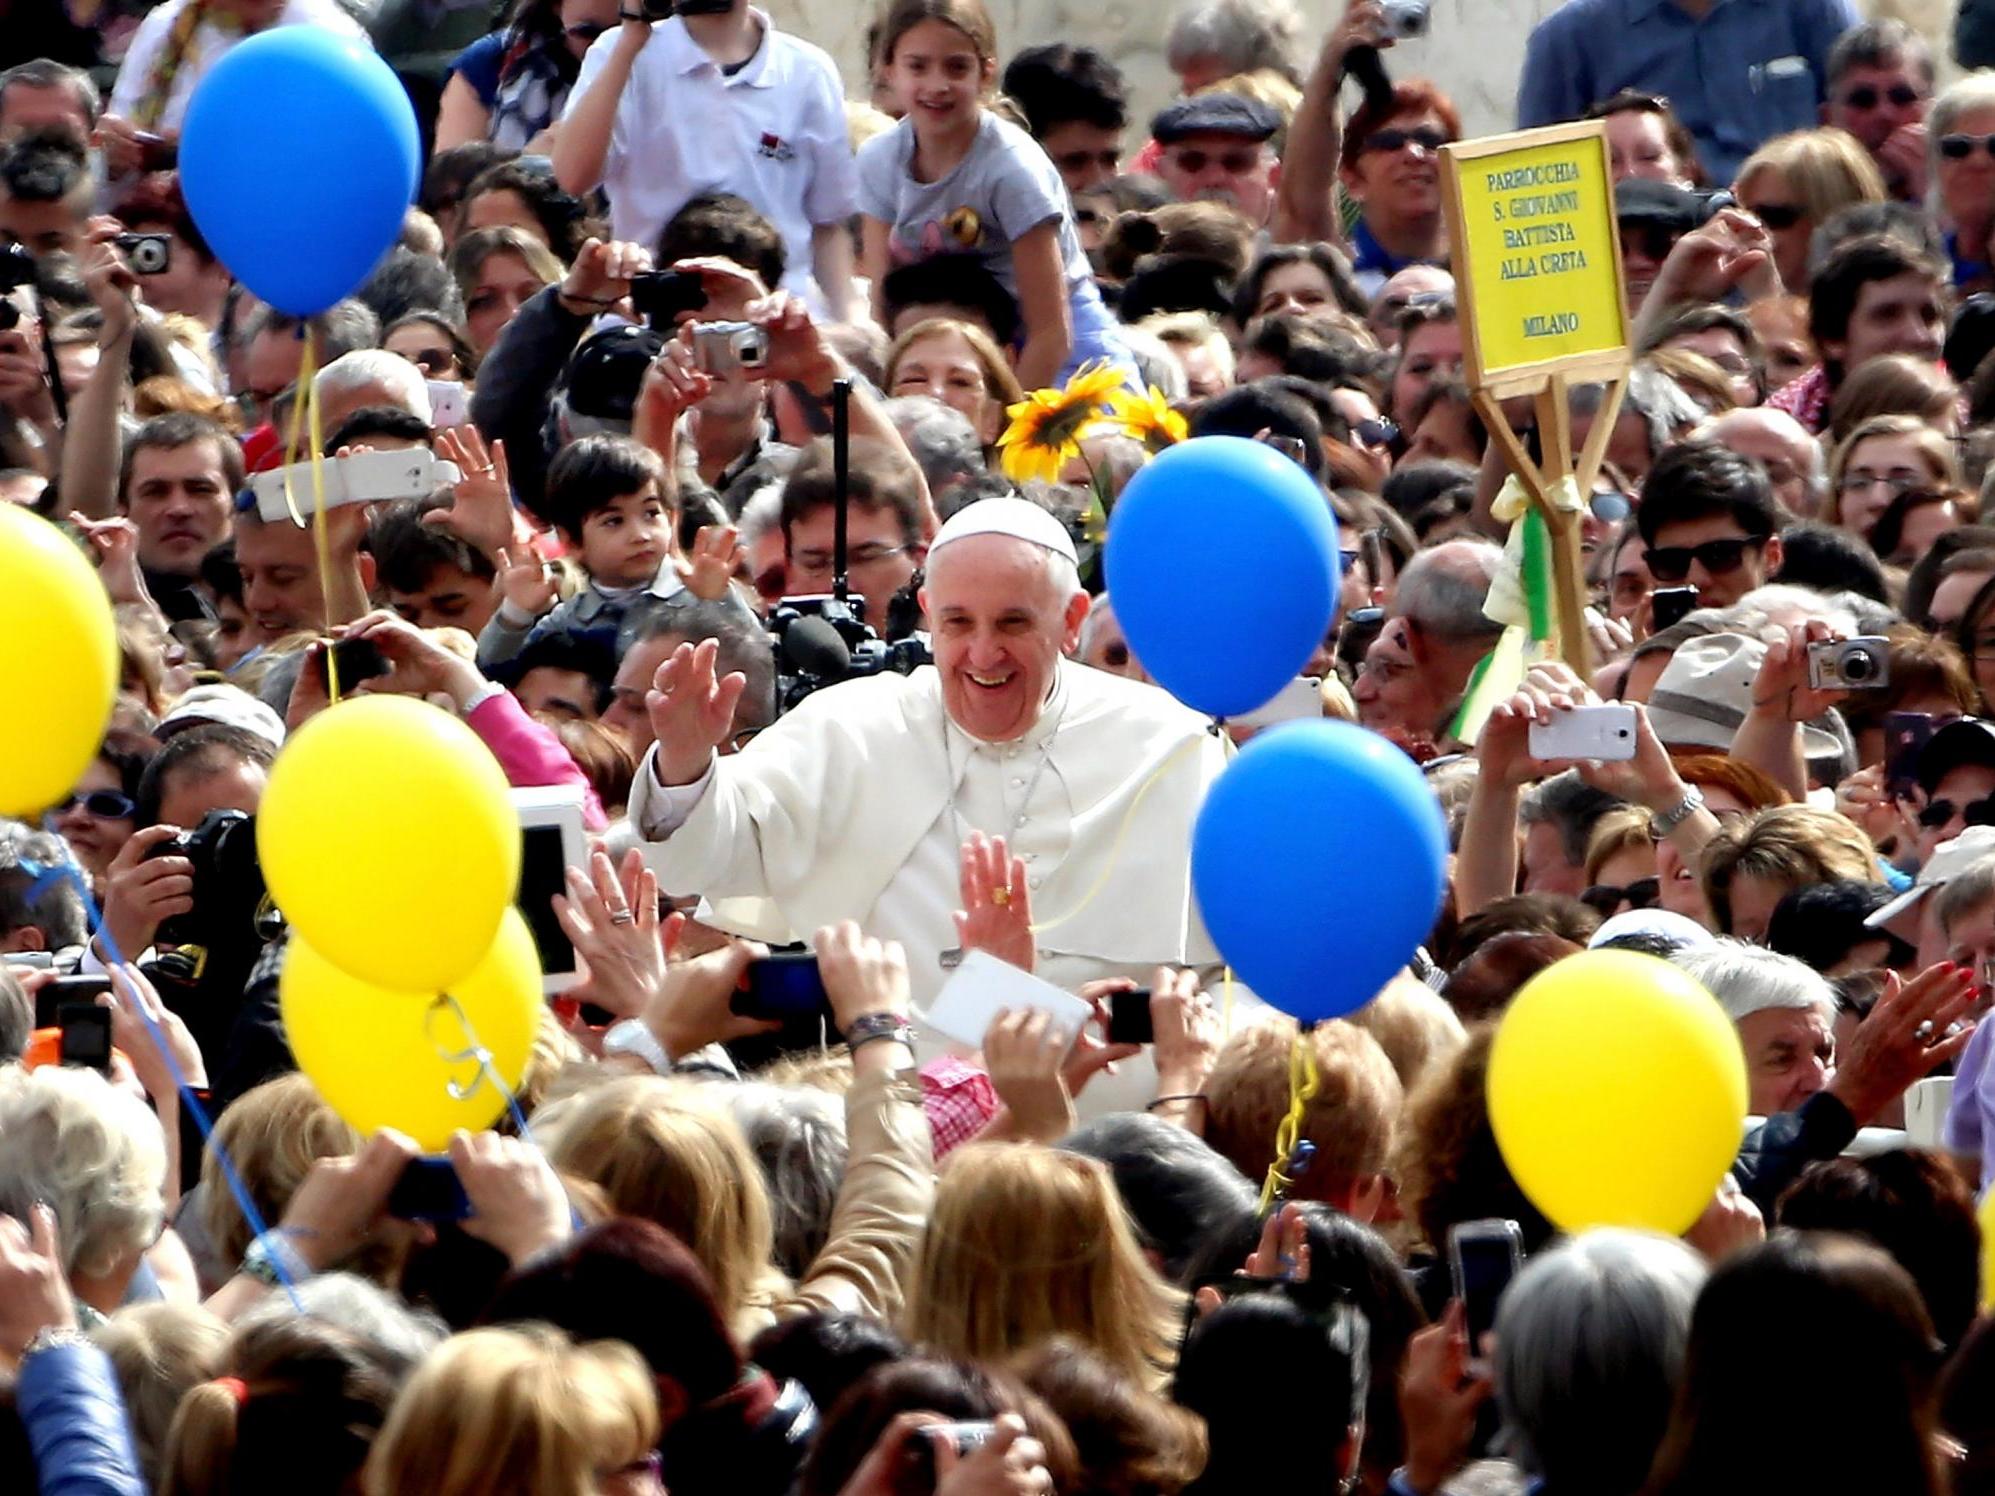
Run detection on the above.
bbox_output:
[467,688,607,829]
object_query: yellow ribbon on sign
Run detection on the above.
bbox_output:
[1485,473,1583,636]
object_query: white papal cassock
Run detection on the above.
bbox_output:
[629,658,1229,1007]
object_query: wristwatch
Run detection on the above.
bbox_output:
[603,1018,673,1075]
[1651,784,1707,837]
[844,1012,915,1052]
[240,1230,312,1289]
[18,1326,88,1364]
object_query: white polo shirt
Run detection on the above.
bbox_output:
[108,0,368,133]
[564,12,859,302]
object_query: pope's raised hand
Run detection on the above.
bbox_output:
[647,637,747,786]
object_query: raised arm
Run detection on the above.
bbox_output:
[550,18,648,195]
[1272,0,1386,246]
[58,238,139,520]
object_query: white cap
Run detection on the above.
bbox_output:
[1865,825,1995,929]
[1587,908,1716,952]
[929,497,1078,565]
[157,684,286,750]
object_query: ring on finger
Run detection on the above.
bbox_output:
[608,908,636,927]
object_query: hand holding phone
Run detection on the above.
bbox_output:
[58,1003,112,1073]
[1448,1218,1523,1373]
[1106,988,1154,1045]
[731,951,831,1022]
[1528,703,1637,762]
[387,1156,472,1221]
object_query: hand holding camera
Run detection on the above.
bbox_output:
[80,230,139,344]
[100,824,196,959]
[559,237,654,315]
[1752,622,1881,721]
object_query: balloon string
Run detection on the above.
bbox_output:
[54,865,305,1313]
[424,992,537,1144]
[1256,1027,1319,1216]
[277,327,340,702]
[1028,731,1206,937]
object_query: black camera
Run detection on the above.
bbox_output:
[768,595,932,714]
[145,809,271,953]
[628,268,706,324]
[0,244,34,333]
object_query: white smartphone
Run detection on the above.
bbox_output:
[249,447,458,522]
[1528,703,1637,762]
[511,785,588,998]
[924,949,1094,1051]
[426,379,469,431]
[1234,677,1324,730]
[1448,1218,1523,1375]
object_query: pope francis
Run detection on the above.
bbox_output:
[629,497,1229,1004]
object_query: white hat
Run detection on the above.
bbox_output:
[929,497,1078,565]
[1865,825,1995,929]
[157,684,286,750]
[1645,633,1844,762]
[1587,908,1716,953]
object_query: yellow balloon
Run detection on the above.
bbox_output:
[281,907,541,1149]
[258,694,519,991]
[0,505,118,816]
[1488,951,1748,1236]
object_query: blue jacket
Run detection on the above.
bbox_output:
[17,1340,146,1496]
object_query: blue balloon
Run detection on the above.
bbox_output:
[180,29,420,316]
[1105,436,1338,718]
[1193,720,1447,1022]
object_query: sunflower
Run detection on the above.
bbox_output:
[1104,384,1188,454]
[996,361,1127,485]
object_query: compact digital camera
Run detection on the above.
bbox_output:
[1381,0,1430,37]
[1807,636,1891,691]
[116,232,171,276]
[690,319,769,376]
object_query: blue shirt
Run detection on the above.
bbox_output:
[1349,217,1443,299]
[1516,0,1859,185]
[451,30,505,107]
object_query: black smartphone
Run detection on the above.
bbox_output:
[731,951,830,1022]
[316,636,390,691]
[1650,586,1699,632]
[1448,1218,1523,1372]
[1884,711,1937,803]
[387,1156,472,1221]
[1107,987,1154,1045]
[58,1003,112,1073]
[37,974,109,1029]
[629,269,707,324]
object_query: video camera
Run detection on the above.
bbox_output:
[766,379,933,714]
[769,595,932,714]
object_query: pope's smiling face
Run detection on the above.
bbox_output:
[922,534,1091,743]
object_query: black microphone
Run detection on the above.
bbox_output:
[783,614,851,680]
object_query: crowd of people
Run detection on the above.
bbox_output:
[8,0,1995,1490]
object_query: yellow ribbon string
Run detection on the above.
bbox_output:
[1256,1028,1320,1215]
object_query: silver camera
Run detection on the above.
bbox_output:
[115,232,171,276]
[690,319,769,376]
[1807,636,1891,691]
[1381,0,1430,38]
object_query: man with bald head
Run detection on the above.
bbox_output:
[629,497,1227,1000]
[1700,407,1826,518]
[1355,539,1504,754]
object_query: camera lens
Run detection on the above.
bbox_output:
[1843,648,1876,682]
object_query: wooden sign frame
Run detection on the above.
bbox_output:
[1440,120,1635,676]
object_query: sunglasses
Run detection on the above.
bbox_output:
[1744,201,1805,230]
[1840,83,1923,110]
[48,790,136,820]
[1590,489,1632,523]
[1581,876,1660,916]
[1364,126,1450,155]
[566,20,609,40]
[1618,220,1683,261]
[1941,133,1995,160]
[1642,536,1765,583]
[1918,796,1995,830]
[1354,416,1399,448]
[401,346,456,376]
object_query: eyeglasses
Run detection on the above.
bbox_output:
[1581,876,1660,916]
[1743,200,1805,230]
[566,21,609,40]
[47,790,136,820]
[1941,133,1995,160]
[1839,83,1923,110]
[1364,125,1450,156]
[1642,536,1766,582]
[1618,220,1684,261]
[1054,148,1120,174]
[791,542,908,572]
[1837,470,1920,496]
[1166,147,1263,175]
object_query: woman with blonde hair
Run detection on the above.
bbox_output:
[1828,354,1962,446]
[1825,412,1963,539]
[364,1325,663,1496]
[886,317,1026,450]
[1699,804,1886,941]
[200,1072,360,1280]
[447,225,566,356]
[903,1143,1184,1390]
[1734,129,1887,292]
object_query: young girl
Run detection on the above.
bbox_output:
[857,0,1132,390]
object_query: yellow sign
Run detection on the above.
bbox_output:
[1441,121,1630,390]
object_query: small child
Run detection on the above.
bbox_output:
[477,433,741,670]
